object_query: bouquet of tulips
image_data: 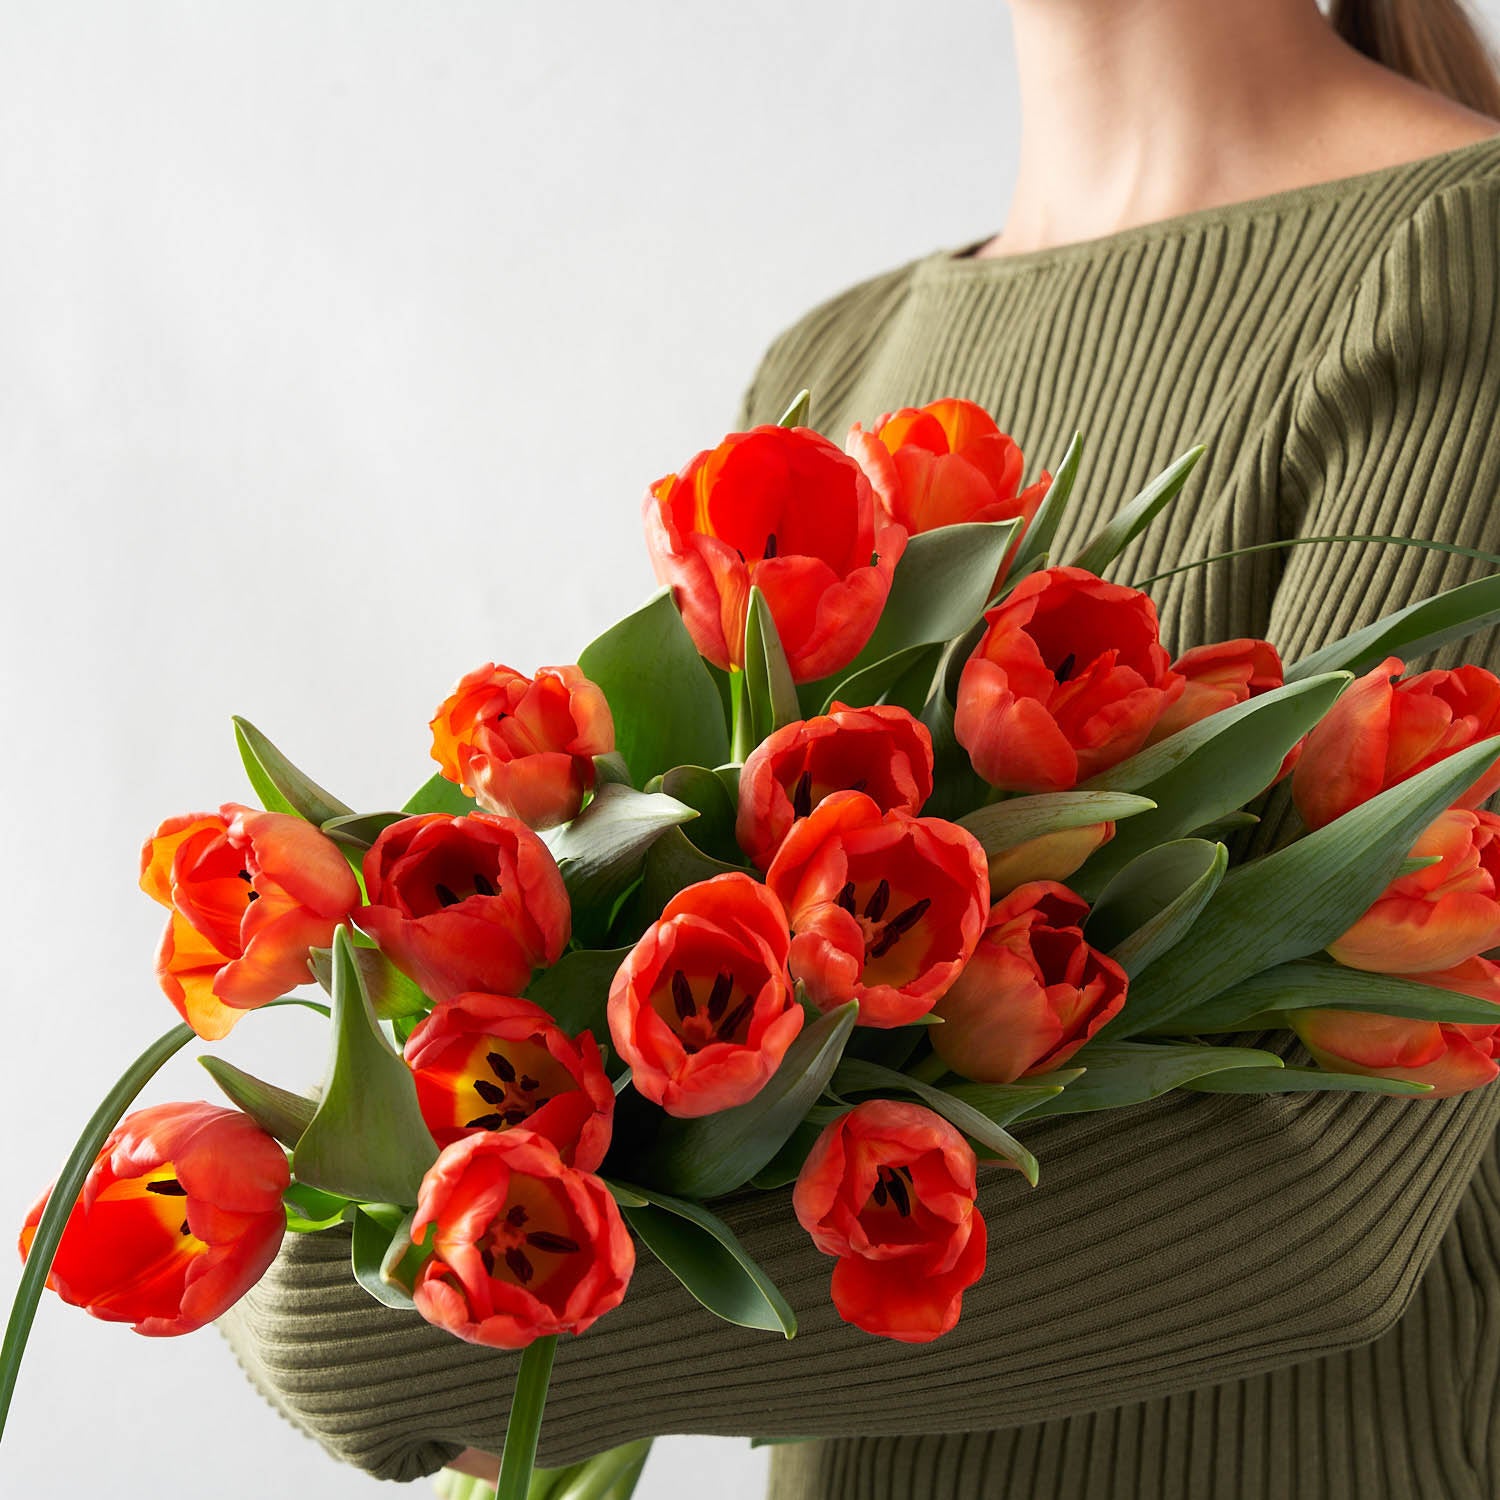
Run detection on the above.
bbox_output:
[8,390,1500,1499]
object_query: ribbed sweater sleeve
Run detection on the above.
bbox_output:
[217,169,1500,1485]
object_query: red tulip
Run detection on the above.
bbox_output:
[607,873,803,1118]
[403,993,614,1168]
[18,1102,289,1336]
[356,813,570,1004]
[429,662,615,830]
[1292,657,1500,830]
[1291,1009,1500,1099]
[410,1129,634,1348]
[140,805,361,1040]
[765,791,989,1028]
[735,703,934,871]
[931,882,1128,1083]
[792,1099,985,1343]
[643,424,906,682]
[954,566,1186,792]
[845,398,1050,587]
[1328,808,1500,974]
[1147,638,1284,745]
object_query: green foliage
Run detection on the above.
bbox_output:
[1018,1041,1284,1118]
[308,942,429,1020]
[401,772,479,817]
[1185,1066,1432,1096]
[199,1056,316,1147]
[524,946,630,1041]
[1069,447,1205,576]
[1083,839,1227,978]
[233,717,354,824]
[1005,433,1082,579]
[738,587,800,759]
[958,791,1156,855]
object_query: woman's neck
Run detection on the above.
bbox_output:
[988,0,1498,257]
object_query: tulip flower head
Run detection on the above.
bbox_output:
[1292,1009,1500,1099]
[356,813,571,1003]
[429,662,615,830]
[1292,657,1500,830]
[766,791,990,1028]
[955,566,1186,792]
[1147,638,1285,746]
[607,873,803,1117]
[643,423,906,683]
[410,1129,634,1349]
[19,1102,289,1336]
[931,882,1128,1083]
[404,993,615,1167]
[140,805,361,1040]
[793,1099,986,1342]
[736,702,934,871]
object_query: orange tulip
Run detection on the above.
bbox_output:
[793,1099,985,1343]
[140,805,360,1040]
[1292,657,1500,830]
[954,566,1186,792]
[931,882,1128,1083]
[19,1102,289,1336]
[845,398,1050,588]
[643,424,906,682]
[429,662,615,830]
[1147,638,1284,745]
[411,1130,634,1349]
[607,873,803,1118]
[356,813,571,1004]
[1328,808,1500,975]
[765,791,990,1028]
[1292,1009,1500,1099]
[735,702,934,871]
[403,993,615,1168]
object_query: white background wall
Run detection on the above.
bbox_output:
[1,4,1497,1497]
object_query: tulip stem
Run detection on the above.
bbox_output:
[0,1021,194,1443]
[729,669,751,764]
[495,1334,559,1500]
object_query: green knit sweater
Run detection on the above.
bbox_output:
[221,135,1500,1499]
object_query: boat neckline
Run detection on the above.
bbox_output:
[916,132,1500,278]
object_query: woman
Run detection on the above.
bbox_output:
[223,1,1500,1495]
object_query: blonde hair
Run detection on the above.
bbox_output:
[1330,0,1500,117]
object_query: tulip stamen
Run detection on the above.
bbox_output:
[707,970,734,1022]
[870,1165,914,1218]
[764,532,778,559]
[466,1113,505,1130]
[488,1051,516,1082]
[835,882,857,915]
[1054,652,1077,683]
[507,1205,528,1227]
[473,1079,506,1105]
[864,879,891,921]
[145,1178,188,1197]
[472,872,498,897]
[519,1075,540,1093]
[866,898,932,959]
[237,869,252,883]
[179,1219,192,1235]
[506,1248,535,1284]
[435,883,462,908]
[792,771,813,821]
[717,996,755,1041]
[526,1230,580,1255]
[671,969,696,1020]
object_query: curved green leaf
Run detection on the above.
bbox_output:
[660,764,741,864]
[637,1001,858,1199]
[402,772,478,817]
[579,589,730,784]
[958,791,1156,855]
[351,1205,419,1310]
[741,587,800,757]
[232,716,353,825]
[1068,446,1204,576]
[309,941,428,1020]
[1185,1066,1432,1096]
[615,1183,797,1336]
[1006,433,1082,579]
[1084,839,1227,977]
[1018,1041,1284,1118]
[524,946,629,1041]
[200,1056,316,1147]
[321,810,406,850]
[777,389,811,428]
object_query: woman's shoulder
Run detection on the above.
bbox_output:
[738,256,926,428]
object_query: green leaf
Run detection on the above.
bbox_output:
[1068,447,1205,576]
[637,1001,859,1199]
[940,1077,1074,1129]
[1109,736,1500,1036]
[309,942,429,1020]
[541,784,698,946]
[777,389,811,428]
[1006,433,1082,579]
[496,1335,559,1500]
[1158,958,1500,1032]
[351,1205,419,1310]
[659,765,741,865]
[1018,1041,1284,1118]
[631,826,744,929]
[615,1184,797,1336]
[292,926,439,1205]
[1084,839,1227,977]
[402,772,478,817]
[818,643,939,719]
[802,520,1020,714]
[283,1181,352,1233]
[1185,1066,1433,1096]
[232,717,353,825]
[320,810,406,850]
[1289,572,1500,682]
[594,751,635,789]
[745,1121,825,1190]
[1,1023,193,1441]
[550,1440,655,1500]
[958,791,1156,856]
[199,1056,317,1147]
[831,1057,1038,1184]
[1074,674,1350,891]
[524,947,629,1040]
[579,589,730,785]
[739,587,801,758]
